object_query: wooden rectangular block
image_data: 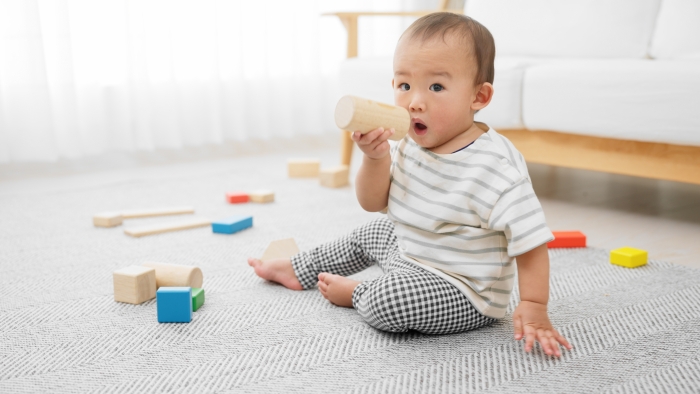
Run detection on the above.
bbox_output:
[548,231,587,248]
[261,238,300,262]
[157,287,192,323]
[610,247,648,268]
[226,192,249,204]
[113,266,156,304]
[121,206,195,219]
[288,159,320,178]
[320,165,349,188]
[212,215,253,234]
[94,207,194,228]
[192,288,205,312]
[249,190,275,203]
[124,218,212,237]
[94,212,123,228]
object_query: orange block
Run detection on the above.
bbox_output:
[226,192,249,204]
[548,231,586,248]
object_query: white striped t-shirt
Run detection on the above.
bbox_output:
[387,125,554,319]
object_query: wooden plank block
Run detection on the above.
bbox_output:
[121,206,195,219]
[212,215,253,234]
[261,238,300,262]
[499,129,700,185]
[113,265,156,304]
[142,262,203,288]
[610,247,648,268]
[94,212,123,228]
[548,231,587,248]
[320,165,350,188]
[124,218,211,237]
[225,192,249,204]
[249,190,275,203]
[288,159,320,178]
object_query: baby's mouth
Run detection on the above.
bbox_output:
[412,119,428,135]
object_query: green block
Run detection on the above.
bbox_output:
[192,288,205,312]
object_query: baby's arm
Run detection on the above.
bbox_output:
[513,244,572,357]
[352,128,394,212]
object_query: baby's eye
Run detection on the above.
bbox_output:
[398,83,410,91]
[430,84,444,92]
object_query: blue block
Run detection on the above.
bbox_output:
[212,215,253,234]
[157,287,192,323]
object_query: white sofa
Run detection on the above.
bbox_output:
[335,0,700,184]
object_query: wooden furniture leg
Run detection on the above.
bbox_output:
[341,130,353,166]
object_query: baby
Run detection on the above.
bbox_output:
[249,12,572,357]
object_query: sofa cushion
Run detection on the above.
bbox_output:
[649,0,700,59]
[465,0,661,58]
[338,56,541,130]
[521,59,700,146]
[475,57,546,129]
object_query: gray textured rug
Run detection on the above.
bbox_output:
[1,151,700,393]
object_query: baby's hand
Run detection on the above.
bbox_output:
[512,301,572,357]
[351,127,395,160]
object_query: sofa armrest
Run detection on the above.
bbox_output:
[324,10,463,58]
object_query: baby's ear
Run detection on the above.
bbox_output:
[472,82,494,111]
[391,79,395,89]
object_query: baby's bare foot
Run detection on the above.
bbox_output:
[248,257,303,290]
[317,272,360,308]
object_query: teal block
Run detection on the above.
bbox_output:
[212,215,253,234]
[157,287,192,323]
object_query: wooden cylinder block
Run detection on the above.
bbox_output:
[334,95,409,141]
[142,262,203,289]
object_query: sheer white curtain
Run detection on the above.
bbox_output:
[0,0,430,163]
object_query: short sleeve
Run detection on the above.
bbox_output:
[389,141,399,157]
[487,178,554,256]
[389,141,400,175]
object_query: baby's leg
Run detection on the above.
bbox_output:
[353,259,497,334]
[293,217,398,290]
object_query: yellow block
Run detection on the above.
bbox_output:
[610,247,648,268]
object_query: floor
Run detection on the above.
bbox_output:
[2,134,699,269]
[529,163,700,268]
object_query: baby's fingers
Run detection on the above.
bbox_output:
[541,330,563,357]
[536,329,554,356]
[354,128,385,145]
[523,326,537,352]
[554,330,573,350]
[513,316,524,341]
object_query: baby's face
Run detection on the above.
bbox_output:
[393,34,481,150]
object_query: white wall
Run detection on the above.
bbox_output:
[0,0,432,163]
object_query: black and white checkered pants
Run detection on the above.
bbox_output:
[291,217,497,334]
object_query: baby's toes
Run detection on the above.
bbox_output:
[247,258,260,267]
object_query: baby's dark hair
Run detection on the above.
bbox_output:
[402,12,495,86]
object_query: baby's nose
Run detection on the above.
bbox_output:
[409,100,426,112]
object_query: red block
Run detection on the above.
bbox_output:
[226,192,249,204]
[548,231,586,248]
